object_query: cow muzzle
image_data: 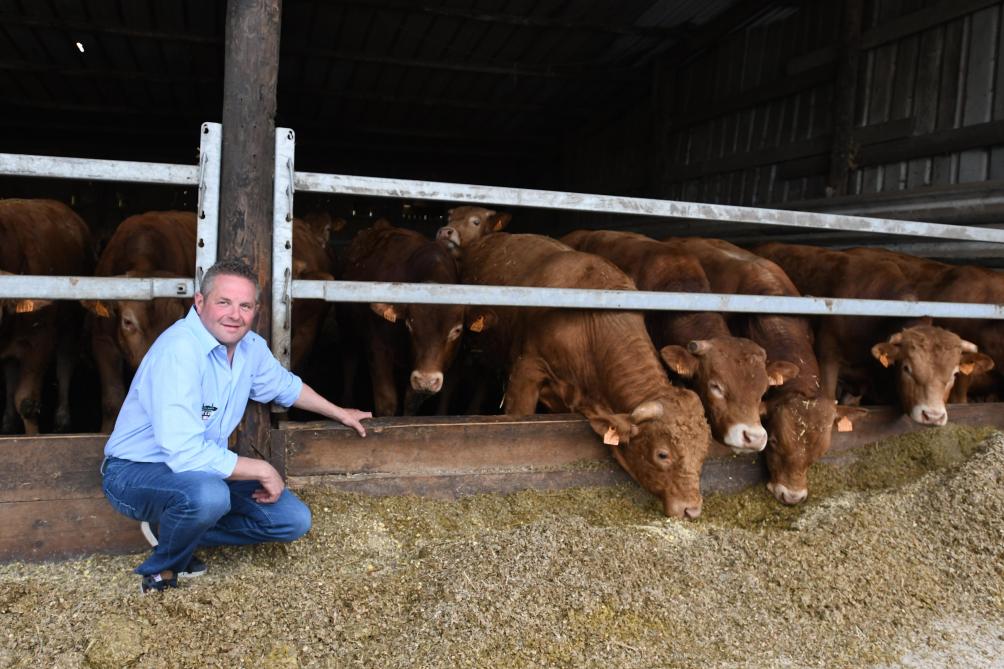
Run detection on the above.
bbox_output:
[767,481,808,505]
[664,496,703,520]
[410,370,444,394]
[723,423,768,453]
[436,226,460,248]
[910,404,947,426]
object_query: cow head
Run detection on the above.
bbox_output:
[588,391,710,519]
[659,337,798,454]
[370,301,465,394]
[762,396,866,505]
[83,272,189,370]
[872,325,994,425]
[435,206,511,254]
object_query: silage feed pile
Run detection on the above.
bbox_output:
[2,425,1004,669]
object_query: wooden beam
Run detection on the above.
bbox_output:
[220,0,282,470]
[827,0,864,197]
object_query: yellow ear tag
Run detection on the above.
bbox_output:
[603,426,620,446]
[15,300,37,313]
[879,354,892,368]
[960,362,975,375]
[469,315,485,333]
[381,308,396,323]
[836,416,854,432]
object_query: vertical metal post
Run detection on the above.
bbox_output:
[272,127,295,371]
[196,122,222,292]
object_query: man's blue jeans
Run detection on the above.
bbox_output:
[101,457,312,576]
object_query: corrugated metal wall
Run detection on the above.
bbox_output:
[653,0,1004,209]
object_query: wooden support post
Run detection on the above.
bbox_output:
[220,0,283,471]
[827,0,864,197]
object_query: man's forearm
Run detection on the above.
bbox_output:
[291,383,346,422]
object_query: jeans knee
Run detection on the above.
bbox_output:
[186,480,231,526]
[281,500,312,542]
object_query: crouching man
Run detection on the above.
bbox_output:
[100,258,371,593]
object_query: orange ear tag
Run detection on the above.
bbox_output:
[836,416,854,432]
[603,426,620,446]
[381,308,396,323]
[960,362,975,375]
[879,354,892,368]
[470,315,485,333]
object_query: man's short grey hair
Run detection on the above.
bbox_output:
[200,258,260,300]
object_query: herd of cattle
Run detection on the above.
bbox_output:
[2,197,1001,518]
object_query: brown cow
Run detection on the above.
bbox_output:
[435,206,511,254]
[562,229,797,453]
[0,199,93,434]
[753,242,991,427]
[663,237,862,505]
[86,211,333,431]
[845,247,998,402]
[341,220,465,416]
[459,232,710,518]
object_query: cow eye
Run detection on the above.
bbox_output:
[656,451,670,460]
[902,363,913,376]
[405,319,414,332]
[471,218,481,226]
[448,324,463,341]
[709,381,725,398]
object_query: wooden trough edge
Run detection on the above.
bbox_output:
[3,404,1004,562]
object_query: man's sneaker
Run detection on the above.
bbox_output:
[140,521,159,547]
[140,521,208,578]
[140,572,177,594]
[179,555,207,579]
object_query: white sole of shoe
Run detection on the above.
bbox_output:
[140,521,159,547]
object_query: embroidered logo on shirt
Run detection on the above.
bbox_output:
[201,404,218,420]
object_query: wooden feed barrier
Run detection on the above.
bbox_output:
[3,403,1004,562]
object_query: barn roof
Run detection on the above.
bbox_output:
[0,0,758,182]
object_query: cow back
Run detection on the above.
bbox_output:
[0,199,94,276]
[95,211,197,277]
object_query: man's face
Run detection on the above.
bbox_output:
[193,274,257,349]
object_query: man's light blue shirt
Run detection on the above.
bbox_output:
[104,307,303,477]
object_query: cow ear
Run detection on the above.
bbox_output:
[833,405,868,432]
[871,341,900,368]
[468,310,496,333]
[588,412,633,446]
[659,345,699,378]
[766,360,800,386]
[12,298,53,313]
[490,212,511,232]
[959,351,994,376]
[370,302,398,323]
[83,300,113,318]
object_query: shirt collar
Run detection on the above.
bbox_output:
[183,306,234,357]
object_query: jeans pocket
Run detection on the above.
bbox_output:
[102,468,140,520]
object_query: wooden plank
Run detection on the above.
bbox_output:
[283,404,1004,498]
[0,435,107,503]
[0,498,147,561]
[220,0,282,470]
[861,0,999,49]
[958,6,998,181]
[830,0,866,196]
[908,25,944,187]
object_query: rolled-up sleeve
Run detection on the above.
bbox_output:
[249,339,303,407]
[142,347,238,477]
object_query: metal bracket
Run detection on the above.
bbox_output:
[271,127,296,371]
[195,122,222,293]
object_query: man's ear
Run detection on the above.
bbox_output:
[371,302,399,323]
[193,291,205,315]
[659,345,699,378]
[766,360,800,386]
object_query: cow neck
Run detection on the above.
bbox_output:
[584,312,674,414]
[747,314,824,399]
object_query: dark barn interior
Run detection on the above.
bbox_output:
[2,0,1002,256]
